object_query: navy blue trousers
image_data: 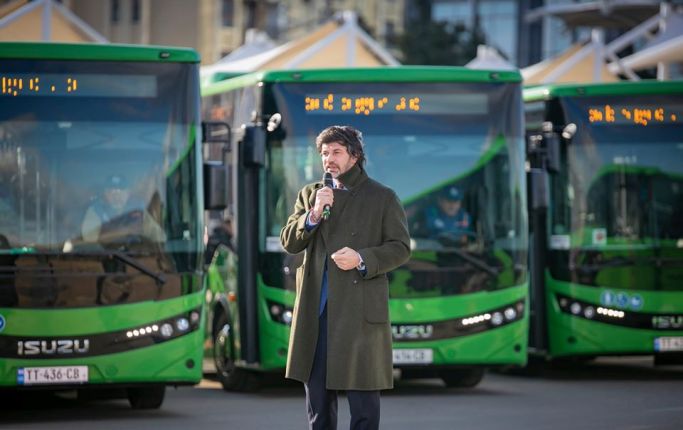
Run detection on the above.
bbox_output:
[304,306,381,430]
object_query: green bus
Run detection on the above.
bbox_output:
[0,42,220,408]
[202,67,529,390]
[525,81,683,362]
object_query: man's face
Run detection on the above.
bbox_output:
[439,197,461,217]
[321,142,358,178]
[104,187,129,211]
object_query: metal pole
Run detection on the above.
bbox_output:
[42,0,52,41]
[657,2,670,81]
[591,28,604,82]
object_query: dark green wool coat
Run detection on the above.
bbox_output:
[280,164,410,390]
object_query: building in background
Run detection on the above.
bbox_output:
[1,0,678,71]
[11,0,405,64]
[425,0,595,67]
[277,0,405,52]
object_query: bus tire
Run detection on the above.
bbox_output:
[127,385,165,409]
[213,314,260,392]
[440,368,484,388]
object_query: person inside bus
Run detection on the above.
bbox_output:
[81,174,165,244]
[205,212,235,263]
[424,186,473,245]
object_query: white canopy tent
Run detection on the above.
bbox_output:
[0,0,107,43]
[465,45,517,71]
[201,11,399,84]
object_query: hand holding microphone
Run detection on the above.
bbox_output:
[322,172,334,220]
[312,172,334,223]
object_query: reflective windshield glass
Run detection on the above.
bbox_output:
[0,59,201,270]
[548,94,683,290]
[265,81,527,298]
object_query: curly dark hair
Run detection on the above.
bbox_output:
[314,125,366,169]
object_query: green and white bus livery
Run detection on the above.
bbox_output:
[202,67,529,390]
[0,42,216,408]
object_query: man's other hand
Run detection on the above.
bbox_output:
[331,247,361,271]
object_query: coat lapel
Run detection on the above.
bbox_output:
[319,165,368,249]
[320,189,351,246]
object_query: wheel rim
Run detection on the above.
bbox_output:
[214,323,234,378]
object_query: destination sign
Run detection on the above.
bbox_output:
[1,74,157,98]
[588,104,681,126]
[304,93,488,116]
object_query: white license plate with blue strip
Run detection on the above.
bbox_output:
[18,366,88,385]
[393,349,433,364]
[654,337,683,352]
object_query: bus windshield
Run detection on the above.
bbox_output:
[548,94,683,290]
[554,95,683,243]
[0,60,201,269]
[265,81,527,297]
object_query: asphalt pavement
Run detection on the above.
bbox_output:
[1,357,682,430]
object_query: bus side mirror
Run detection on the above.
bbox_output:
[202,122,231,146]
[242,124,266,167]
[204,161,228,210]
[528,168,549,210]
[544,133,560,174]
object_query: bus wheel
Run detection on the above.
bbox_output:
[127,385,165,409]
[214,315,260,392]
[440,368,484,388]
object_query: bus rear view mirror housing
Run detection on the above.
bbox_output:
[541,121,560,174]
[242,124,266,167]
[527,121,562,175]
[528,168,549,210]
[204,161,228,210]
[544,133,560,174]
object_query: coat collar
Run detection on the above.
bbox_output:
[336,164,367,190]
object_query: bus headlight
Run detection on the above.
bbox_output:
[584,306,595,319]
[570,302,582,315]
[267,300,294,325]
[176,318,190,332]
[160,323,174,338]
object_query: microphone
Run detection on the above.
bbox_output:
[322,171,333,220]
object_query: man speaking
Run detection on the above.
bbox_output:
[280,126,411,430]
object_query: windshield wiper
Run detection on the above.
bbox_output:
[110,251,166,284]
[649,256,683,268]
[572,256,638,273]
[0,249,166,284]
[445,247,500,277]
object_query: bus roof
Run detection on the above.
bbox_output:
[0,42,199,63]
[524,80,683,102]
[202,66,522,96]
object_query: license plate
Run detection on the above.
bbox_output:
[392,349,433,364]
[18,366,88,385]
[655,337,683,352]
